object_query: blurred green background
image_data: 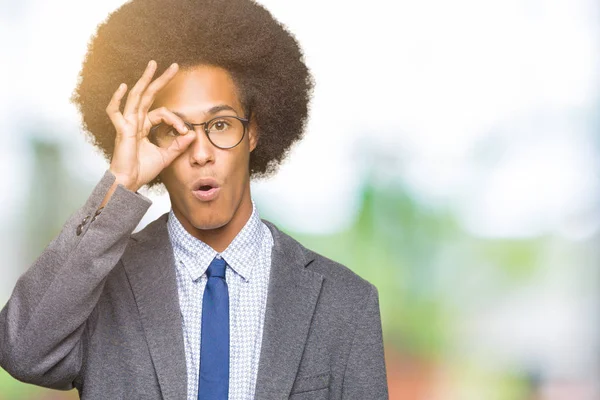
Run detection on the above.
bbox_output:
[1,0,599,399]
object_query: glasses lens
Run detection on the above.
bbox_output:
[206,116,244,148]
[150,123,183,147]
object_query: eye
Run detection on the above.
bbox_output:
[166,127,180,137]
[154,123,180,137]
[208,118,232,132]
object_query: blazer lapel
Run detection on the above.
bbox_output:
[254,220,324,398]
[121,213,187,400]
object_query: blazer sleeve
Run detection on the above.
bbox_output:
[0,170,152,390]
[341,284,390,399]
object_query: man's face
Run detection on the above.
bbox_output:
[152,64,257,235]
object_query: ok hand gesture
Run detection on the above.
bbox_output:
[105,60,195,192]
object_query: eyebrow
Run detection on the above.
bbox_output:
[172,105,239,121]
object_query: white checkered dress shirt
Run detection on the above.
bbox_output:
[166,201,274,400]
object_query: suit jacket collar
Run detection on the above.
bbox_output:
[121,213,323,400]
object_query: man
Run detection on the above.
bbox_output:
[0,0,389,398]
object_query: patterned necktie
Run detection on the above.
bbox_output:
[198,256,229,400]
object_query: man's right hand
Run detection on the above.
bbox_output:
[104,60,195,193]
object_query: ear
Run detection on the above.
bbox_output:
[248,118,259,153]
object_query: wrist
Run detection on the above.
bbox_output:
[109,170,139,192]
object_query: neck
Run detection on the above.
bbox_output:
[173,189,254,253]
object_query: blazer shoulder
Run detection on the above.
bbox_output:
[305,247,375,293]
[261,218,375,296]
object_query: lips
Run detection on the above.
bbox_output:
[192,177,220,191]
[191,177,221,202]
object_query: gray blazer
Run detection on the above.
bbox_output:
[0,170,389,399]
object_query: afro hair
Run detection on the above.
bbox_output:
[71,0,314,188]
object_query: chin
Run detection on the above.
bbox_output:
[189,211,230,231]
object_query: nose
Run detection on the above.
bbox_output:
[188,126,215,167]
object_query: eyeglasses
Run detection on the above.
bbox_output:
[149,115,250,149]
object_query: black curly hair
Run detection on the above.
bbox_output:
[71,0,314,189]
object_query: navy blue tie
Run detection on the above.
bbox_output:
[198,257,229,400]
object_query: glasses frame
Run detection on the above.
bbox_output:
[149,114,250,150]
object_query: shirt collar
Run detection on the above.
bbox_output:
[167,200,264,283]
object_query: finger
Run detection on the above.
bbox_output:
[143,107,190,138]
[123,60,157,117]
[158,130,196,165]
[138,63,179,117]
[137,63,179,140]
[105,83,128,136]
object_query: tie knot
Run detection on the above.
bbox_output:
[206,257,227,279]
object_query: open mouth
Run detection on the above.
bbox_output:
[192,179,221,202]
